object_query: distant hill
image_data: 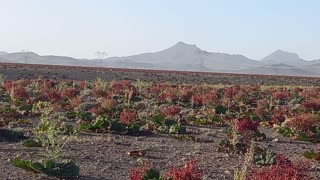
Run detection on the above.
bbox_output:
[239,64,319,77]
[261,50,309,66]
[1,42,320,77]
[106,42,261,71]
[0,51,8,55]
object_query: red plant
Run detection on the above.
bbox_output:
[161,105,181,117]
[233,117,259,132]
[92,88,107,98]
[11,86,29,100]
[61,87,80,99]
[191,95,203,106]
[250,155,309,180]
[286,113,318,133]
[272,90,290,101]
[130,162,151,180]
[43,91,62,102]
[120,109,138,124]
[166,160,202,180]
[302,98,320,111]
[271,106,289,124]
[89,106,104,116]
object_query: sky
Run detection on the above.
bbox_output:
[0,0,319,60]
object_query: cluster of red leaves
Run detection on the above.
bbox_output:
[302,98,320,111]
[130,162,151,180]
[166,160,202,180]
[11,86,29,100]
[77,81,87,89]
[191,95,203,106]
[92,88,107,98]
[120,109,138,124]
[177,88,193,102]
[89,106,104,116]
[233,117,259,132]
[161,105,181,117]
[130,160,202,180]
[223,85,241,99]
[271,106,289,124]
[43,91,62,102]
[250,155,309,180]
[286,113,319,134]
[61,87,80,99]
[300,88,320,99]
[2,80,14,90]
[111,80,138,97]
[272,90,290,101]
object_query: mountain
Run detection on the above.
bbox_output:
[106,42,261,71]
[0,42,320,77]
[0,51,8,55]
[239,63,319,77]
[0,52,93,66]
[261,50,309,66]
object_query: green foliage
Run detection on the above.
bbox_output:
[32,101,65,159]
[303,150,320,161]
[23,138,43,147]
[253,147,276,166]
[142,168,161,180]
[0,129,26,142]
[12,157,79,178]
[215,105,227,114]
[110,121,127,133]
[80,116,110,132]
[276,126,295,138]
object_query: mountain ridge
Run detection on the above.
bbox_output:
[1,42,319,77]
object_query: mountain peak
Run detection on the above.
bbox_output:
[261,49,306,66]
[170,41,200,51]
[262,49,300,61]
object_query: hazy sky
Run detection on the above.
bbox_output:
[0,0,319,60]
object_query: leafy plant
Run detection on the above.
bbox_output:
[12,157,79,178]
[0,129,26,142]
[166,160,202,180]
[23,138,43,147]
[250,155,309,180]
[303,150,320,161]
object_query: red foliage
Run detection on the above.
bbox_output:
[92,88,107,98]
[111,82,124,95]
[11,86,29,100]
[250,155,309,180]
[271,106,289,124]
[77,81,86,89]
[120,109,138,124]
[300,88,320,99]
[161,105,181,117]
[43,91,62,102]
[89,106,104,116]
[166,160,202,180]
[2,80,13,90]
[61,87,80,99]
[272,90,290,101]
[233,116,259,132]
[286,113,318,134]
[129,162,151,180]
[191,95,203,106]
[302,98,320,111]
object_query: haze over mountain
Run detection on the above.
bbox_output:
[261,50,309,66]
[1,42,320,77]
